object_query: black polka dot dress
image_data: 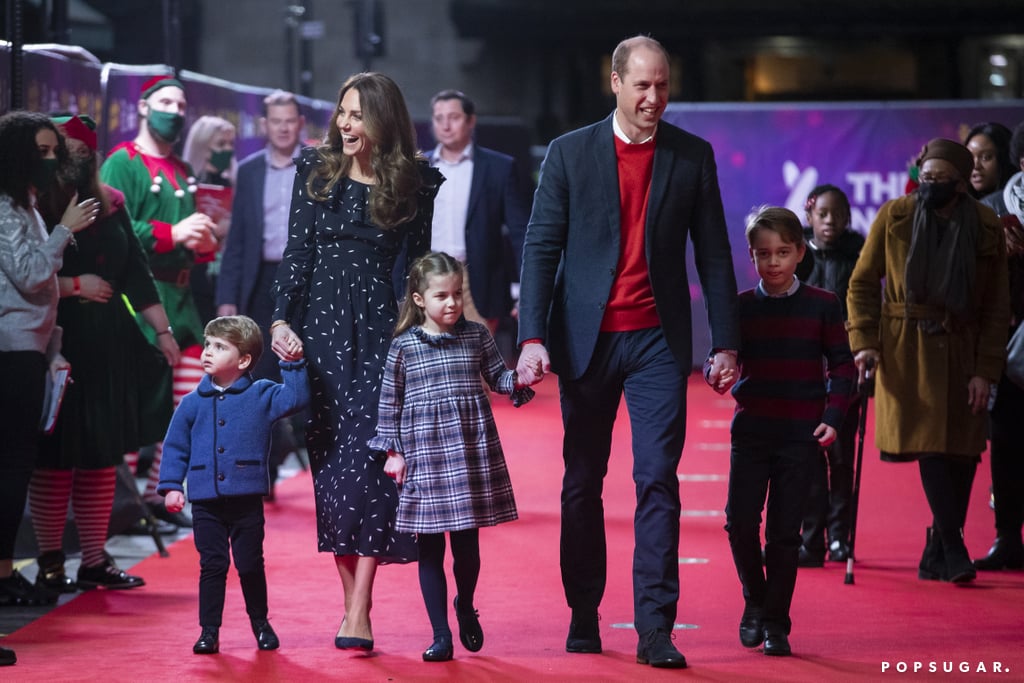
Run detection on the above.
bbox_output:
[273,148,441,561]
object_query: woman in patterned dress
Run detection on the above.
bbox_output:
[270,73,442,650]
[371,252,531,662]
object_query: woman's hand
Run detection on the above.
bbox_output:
[60,192,101,232]
[49,353,70,379]
[854,349,880,386]
[156,330,181,366]
[967,376,991,415]
[384,451,406,485]
[76,274,114,303]
[271,323,303,361]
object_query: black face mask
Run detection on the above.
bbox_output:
[31,157,60,190]
[917,180,959,210]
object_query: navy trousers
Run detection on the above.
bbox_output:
[725,436,817,634]
[192,495,268,628]
[558,327,688,635]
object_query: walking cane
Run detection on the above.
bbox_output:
[844,358,875,585]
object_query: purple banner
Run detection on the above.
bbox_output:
[22,45,103,120]
[663,101,1024,362]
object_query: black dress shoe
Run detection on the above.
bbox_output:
[0,570,57,606]
[76,554,145,590]
[763,629,791,656]
[636,629,687,668]
[919,527,947,580]
[828,540,850,562]
[739,606,764,648]
[334,635,373,650]
[251,618,280,650]
[422,636,454,662]
[194,626,220,655]
[566,609,601,653]
[0,645,15,666]
[454,596,483,652]
[974,535,1024,570]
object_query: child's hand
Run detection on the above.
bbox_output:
[384,451,406,486]
[165,491,186,513]
[814,423,837,447]
[714,368,737,394]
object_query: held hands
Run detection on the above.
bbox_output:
[814,423,837,447]
[705,351,738,394]
[60,192,101,232]
[217,304,238,317]
[165,491,185,514]
[515,343,550,386]
[172,212,219,253]
[967,376,991,415]
[271,323,304,361]
[384,451,406,485]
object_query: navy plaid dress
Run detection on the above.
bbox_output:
[369,321,531,534]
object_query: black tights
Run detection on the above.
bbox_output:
[918,455,977,542]
[418,529,480,639]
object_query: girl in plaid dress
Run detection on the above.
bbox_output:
[369,252,534,662]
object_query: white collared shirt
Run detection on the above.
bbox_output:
[429,143,473,262]
[757,275,801,298]
[612,110,657,145]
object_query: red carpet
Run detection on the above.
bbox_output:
[4,374,1023,681]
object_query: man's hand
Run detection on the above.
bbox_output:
[172,212,218,252]
[516,343,550,386]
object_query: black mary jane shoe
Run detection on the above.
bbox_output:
[422,636,454,662]
[251,618,280,651]
[76,553,145,590]
[193,626,220,655]
[454,596,483,652]
[36,550,78,594]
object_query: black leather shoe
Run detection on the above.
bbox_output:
[251,618,280,650]
[194,626,220,655]
[0,570,57,606]
[334,635,373,650]
[422,636,454,662]
[974,535,1024,571]
[739,606,764,648]
[148,502,193,528]
[763,629,791,656]
[797,545,825,568]
[76,554,145,590]
[0,645,15,666]
[454,596,483,652]
[828,540,850,562]
[35,550,77,594]
[919,527,947,580]
[636,629,687,668]
[566,609,601,653]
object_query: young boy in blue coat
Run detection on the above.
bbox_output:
[158,315,309,655]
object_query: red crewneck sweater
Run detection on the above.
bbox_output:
[601,135,660,332]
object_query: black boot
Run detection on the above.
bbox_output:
[918,527,947,581]
[939,528,976,583]
[974,534,1024,570]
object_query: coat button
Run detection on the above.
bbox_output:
[598,302,605,310]
[609,268,615,276]
[218,419,225,426]
[218,395,225,400]
[218,473,225,481]
[218,446,225,453]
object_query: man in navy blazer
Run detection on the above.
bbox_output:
[425,90,530,332]
[516,36,740,669]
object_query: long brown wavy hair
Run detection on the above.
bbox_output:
[394,252,465,336]
[306,72,422,229]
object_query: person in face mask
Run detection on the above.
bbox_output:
[100,76,220,530]
[30,113,182,593]
[846,137,1011,585]
[182,115,237,324]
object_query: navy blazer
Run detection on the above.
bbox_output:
[518,115,740,380]
[216,149,273,313]
[426,145,531,318]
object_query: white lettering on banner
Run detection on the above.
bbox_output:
[846,171,908,205]
[781,164,897,236]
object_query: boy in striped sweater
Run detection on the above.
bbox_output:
[706,206,856,657]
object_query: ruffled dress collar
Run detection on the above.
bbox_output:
[410,319,465,345]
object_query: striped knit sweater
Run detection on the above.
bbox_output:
[730,282,856,442]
